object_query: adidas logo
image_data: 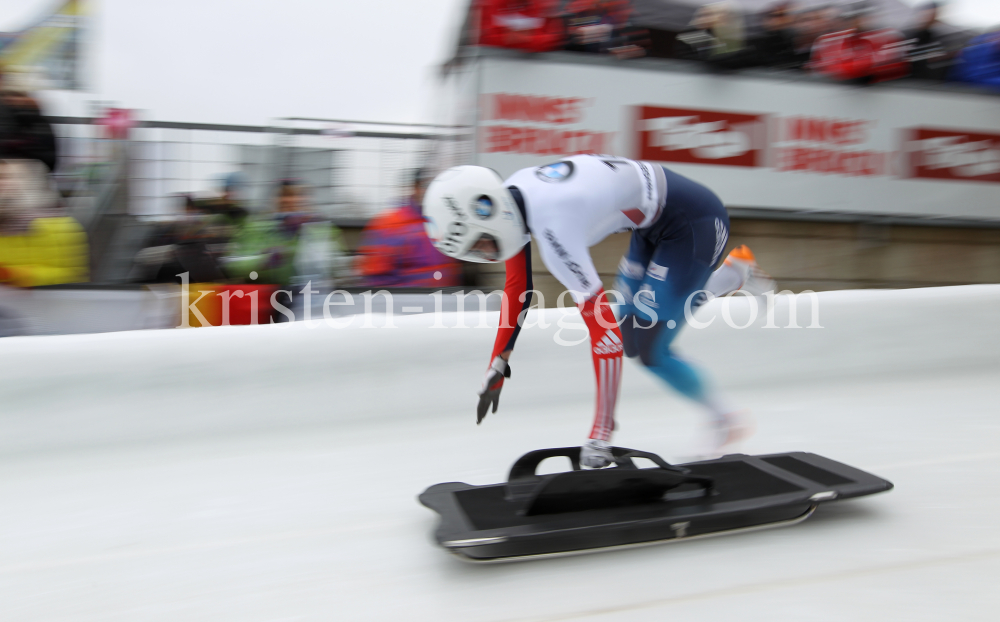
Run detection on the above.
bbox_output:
[593,331,623,356]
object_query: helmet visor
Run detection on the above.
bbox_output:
[466,233,500,262]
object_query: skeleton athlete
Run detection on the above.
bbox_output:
[423,155,773,466]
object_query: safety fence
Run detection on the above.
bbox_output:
[48,116,473,220]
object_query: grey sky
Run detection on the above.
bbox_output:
[2,0,469,124]
[1,0,998,125]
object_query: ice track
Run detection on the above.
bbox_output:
[2,286,1000,621]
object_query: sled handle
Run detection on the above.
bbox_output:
[508,446,690,482]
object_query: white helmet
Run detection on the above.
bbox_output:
[423,166,527,263]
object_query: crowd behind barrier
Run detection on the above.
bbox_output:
[1,60,464,331]
[474,0,649,58]
[133,168,461,325]
[470,0,1000,88]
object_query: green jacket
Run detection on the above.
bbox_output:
[223,214,344,285]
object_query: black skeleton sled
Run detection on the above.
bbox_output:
[419,447,893,562]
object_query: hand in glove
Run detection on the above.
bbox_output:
[476,355,510,424]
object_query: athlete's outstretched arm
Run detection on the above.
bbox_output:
[476,243,534,423]
[491,242,534,360]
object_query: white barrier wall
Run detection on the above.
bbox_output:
[3,285,998,455]
[0,288,503,337]
[472,55,1000,222]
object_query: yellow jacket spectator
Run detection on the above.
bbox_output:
[0,159,88,287]
[0,215,89,287]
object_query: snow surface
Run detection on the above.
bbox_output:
[2,286,1000,621]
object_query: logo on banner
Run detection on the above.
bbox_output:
[635,106,767,167]
[905,128,1000,183]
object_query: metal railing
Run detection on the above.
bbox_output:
[48,116,472,220]
[43,116,472,282]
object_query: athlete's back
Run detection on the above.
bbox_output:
[505,154,666,302]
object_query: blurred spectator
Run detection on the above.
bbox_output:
[221,180,346,286]
[272,179,349,287]
[699,1,746,56]
[169,174,250,280]
[355,168,461,289]
[810,2,908,84]
[129,194,227,283]
[951,30,1000,90]
[0,159,88,287]
[277,178,307,213]
[677,2,747,61]
[750,1,798,68]
[563,0,647,59]
[476,0,565,53]
[564,0,616,53]
[0,67,84,289]
[793,5,838,68]
[201,172,249,226]
[701,1,797,70]
[903,2,966,81]
[0,68,57,173]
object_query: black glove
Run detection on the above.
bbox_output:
[476,356,510,424]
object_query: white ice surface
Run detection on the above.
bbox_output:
[2,286,1000,621]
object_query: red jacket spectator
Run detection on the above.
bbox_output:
[355,200,461,288]
[477,0,565,53]
[811,28,909,84]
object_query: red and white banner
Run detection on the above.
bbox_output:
[905,128,1000,184]
[635,105,767,168]
[472,56,1000,222]
[479,93,614,156]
